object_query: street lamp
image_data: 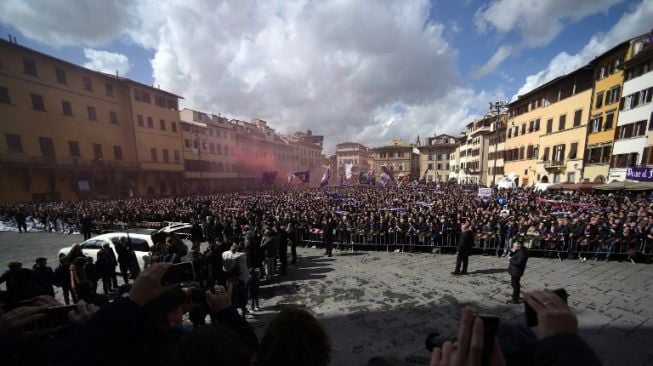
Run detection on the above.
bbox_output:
[489,100,508,187]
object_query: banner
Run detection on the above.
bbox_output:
[320,167,331,187]
[294,171,310,183]
[381,165,395,182]
[626,167,653,182]
[477,187,492,198]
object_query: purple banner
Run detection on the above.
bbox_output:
[626,167,653,182]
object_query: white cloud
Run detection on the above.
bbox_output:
[0,0,501,153]
[475,0,624,47]
[515,0,653,98]
[0,0,134,47]
[83,48,131,76]
[471,45,512,79]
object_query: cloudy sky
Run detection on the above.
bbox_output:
[1,0,651,154]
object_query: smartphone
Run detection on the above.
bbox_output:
[160,261,196,285]
[35,305,78,329]
[478,314,500,366]
[525,288,568,327]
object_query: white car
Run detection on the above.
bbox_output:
[58,233,154,270]
[157,222,193,240]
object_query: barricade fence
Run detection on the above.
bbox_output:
[6,218,651,262]
[296,229,653,262]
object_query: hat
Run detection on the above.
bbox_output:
[35,257,47,262]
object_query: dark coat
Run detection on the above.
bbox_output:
[508,248,528,277]
[457,229,474,256]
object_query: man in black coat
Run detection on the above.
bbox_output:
[323,217,335,257]
[32,257,55,297]
[452,222,473,275]
[507,242,528,303]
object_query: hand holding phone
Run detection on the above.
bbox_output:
[160,261,196,286]
[524,289,577,340]
[429,308,505,366]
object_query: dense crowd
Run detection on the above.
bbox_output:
[2,184,640,365]
[2,184,653,261]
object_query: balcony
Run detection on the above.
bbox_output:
[0,153,46,166]
[544,160,565,169]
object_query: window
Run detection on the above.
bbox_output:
[558,114,566,131]
[113,145,123,160]
[162,149,169,163]
[542,147,550,162]
[167,98,178,110]
[595,92,604,109]
[217,144,222,155]
[69,141,80,157]
[137,114,144,127]
[62,101,73,116]
[569,142,578,159]
[521,124,526,135]
[159,119,166,130]
[141,90,151,103]
[604,112,614,130]
[224,145,229,155]
[82,76,92,91]
[606,86,620,105]
[105,84,114,97]
[87,106,97,120]
[5,134,23,153]
[573,110,582,127]
[546,119,553,133]
[527,145,534,159]
[55,68,67,84]
[519,146,525,160]
[174,150,180,163]
[23,58,37,76]
[109,111,118,124]
[534,118,540,131]
[553,144,565,163]
[147,117,153,128]
[507,129,512,138]
[184,139,190,148]
[31,94,45,111]
[590,116,602,133]
[567,173,575,183]
[92,144,103,161]
[155,95,166,107]
[134,89,141,101]
[209,143,215,153]
[0,86,10,104]
[171,122,177,132]
[150,148,158,162]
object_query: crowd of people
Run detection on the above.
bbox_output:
[0,183,649,365]
[2,184,653,261]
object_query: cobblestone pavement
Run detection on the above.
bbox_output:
[1,232,652,366]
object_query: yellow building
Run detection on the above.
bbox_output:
[506,67,593,186]
[179,108,237,193]
[0,39,182,201]
[505,100,542,187]
[370,139,420,182]
[583,41,632,183]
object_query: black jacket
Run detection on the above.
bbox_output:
[508,248,528,277]
[457,229,474,256]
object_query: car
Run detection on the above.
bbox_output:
[58,232,154,270]
[157,222,193,240]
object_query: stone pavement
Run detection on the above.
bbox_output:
[1,231,652,365]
